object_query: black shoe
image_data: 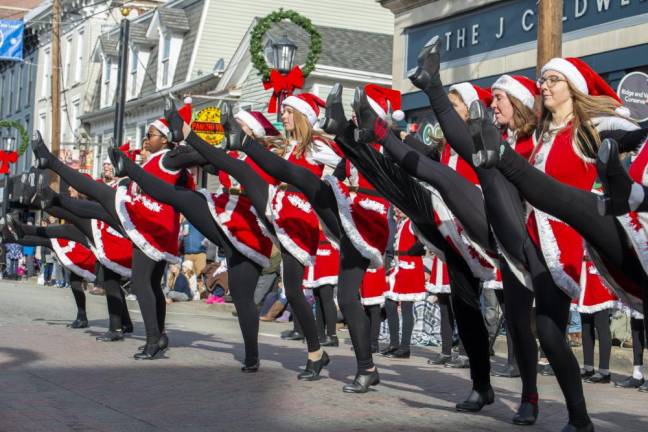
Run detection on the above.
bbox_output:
[385,348,410,359]
[134,342,164,360]
[586,372,610,384]
[108,147,127,177]
[319,83,349,136]
[122,324,134,334]
[342,369,380,393]
[379,346,398,356]
[138,333,168,352]
[350,86,388,144]
[446,355,470,369]
[597,138,633,216]
[281,330,304,341]
[67,318,88,329]
[581,369,595,380]
[96,330,124,342]
[428,353,452,365]
[638,380,648,393]
[370,344,379,354]
[163,98,188,143]
[31,131,51,169]
[319,335,339,347]
[455,387,495,412]
[561,422,594,432]
[34,185,57,210]
[6,214,25,239]
[512,402,538,425]
[492,363,520,378]
[468,100,504,168]
[407,35,441,91]
[539,364,554,376]
[614,376,644,388]
[241,359,260,373]
[297,351,330,381]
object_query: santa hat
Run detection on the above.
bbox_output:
[540,58,621,102]
[234,110,280,138]
[149,97,193,139]
[491,75,538,109]
[117,143,141,161]
[282,93,326,126]
[365,84,405,122]
[448,83,493,108]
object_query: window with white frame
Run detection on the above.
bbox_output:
[75,28,84,83]
[71,99,80,133]
[17,64,24,110]
[64,35,72,87]
[102,56,112,107]
[160,33,171,88]
[9,69,15,113]
[128,46,138,98]
[42,49,50,98]
[39,112,46,136]
[26,56,33,108]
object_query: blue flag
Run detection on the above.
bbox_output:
[0,20,24,61]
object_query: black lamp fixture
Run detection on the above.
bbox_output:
[271,34,297,74]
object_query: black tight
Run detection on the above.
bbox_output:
[102,266,132,332]
[437,293,454,356]
[21,223,89,248]
[55,194,124,234]
[69,273,86,320]
[385,299,415,348]
[131,248,167,342]
[631,318,645,366]
[365,304,382,349]
[580,310,612,370]
[315,284,337,338]
[112,152,263,363]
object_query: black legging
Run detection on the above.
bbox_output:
[365,304,382,349]
[20,223,90,248]
[631,317,645,366]
[315,284,337,338]
[111,150,264,363]
[385,299,415,349]
[333,125,491,391]
[580,310,612,371]
[438,293,454,356]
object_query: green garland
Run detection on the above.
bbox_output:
[0,120,29,156]
[250,8,321,82]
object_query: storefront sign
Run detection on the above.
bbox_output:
[192,106,225,146]
[0,20,23,61]
[617,71,648,123]
[405,0,648,71]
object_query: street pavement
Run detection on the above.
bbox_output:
[0,280,646,432]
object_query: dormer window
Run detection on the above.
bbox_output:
[160,33,172,87]
[103,56,112,106]
[129,47,138,98]
[146,7,189,91]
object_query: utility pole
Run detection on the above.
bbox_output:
[50,0,61,190]
[113,19,130,148]
[536,0,563,76]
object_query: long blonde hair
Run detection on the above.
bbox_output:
[538,81,632,158]
[509,95,538,140]
[286,109,324,158]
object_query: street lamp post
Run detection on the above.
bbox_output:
[1,137,14,225]
[271,34,298,122]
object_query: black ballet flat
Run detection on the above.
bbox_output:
[134,343,164,360]
[342,369,380,393]
[108,147,127,177]
[31,131,52,169]
[297,351,330,381]
[96,330,124,342]
[561,422,594,432]
[407,35,442,91]
[512,402,538,425]
[455,387,495,412]
[67,318,88,329]
[241,359,260,373]
[137,333,168,352]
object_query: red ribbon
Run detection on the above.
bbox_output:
[0,151,18,175]
[263,65,305,113]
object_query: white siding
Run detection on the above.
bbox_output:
[191,0,394,79]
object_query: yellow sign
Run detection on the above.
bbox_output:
[193,106,225,146]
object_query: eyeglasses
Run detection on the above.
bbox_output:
[145,132,163,139]
[536,76,567,89]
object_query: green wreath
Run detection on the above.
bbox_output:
[0,120,29,156]
[250,8,321,82]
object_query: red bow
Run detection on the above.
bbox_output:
[263,66,304,113]
[0,151,18,175]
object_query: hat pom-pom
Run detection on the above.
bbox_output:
[392,110,405,122]
[184,96,192,104]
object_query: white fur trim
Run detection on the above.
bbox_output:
[89,219,132,278]
[576,300,620,314]
[114,184,180,264]
[617,213,648,276]
[303,276,338,289]
[199,189,270,268]
[592,116,640,133]
[426,282,451,294]
[491,75,535,109]
[282,96,317,125]
[541,58,588,94]
[533,209,582,299]
[385,290,427,301]
[51,239,96,282]
[324,175,384,269]
[235,110,266,138]
[270,189,315,266]
[151,149,180,175]
[367,96,388,120]
[360,295,385,306]
[449,82,479,108]
[149,119,170,137]
[483,280,503,290]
